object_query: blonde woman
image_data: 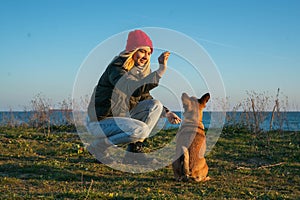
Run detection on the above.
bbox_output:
[87,30,181,164]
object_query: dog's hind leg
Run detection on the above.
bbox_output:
[182,146,190,181]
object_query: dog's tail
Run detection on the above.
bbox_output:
[182,146,190,177]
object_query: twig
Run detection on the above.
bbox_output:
[237,166,252,170]
[84,179,94,200]
[270,88,280,130]
[251,98,258,133]
[237,162,286,170]
[257,162,286,169]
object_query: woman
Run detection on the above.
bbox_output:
[87,30,181,164]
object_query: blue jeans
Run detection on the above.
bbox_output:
[87,99,163,145]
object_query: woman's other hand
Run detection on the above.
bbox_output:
[166,111,181,124]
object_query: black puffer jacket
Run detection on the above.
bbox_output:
[88,56,161,121]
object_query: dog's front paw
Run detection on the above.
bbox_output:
[203,176,211,182]
[194,176,211,182]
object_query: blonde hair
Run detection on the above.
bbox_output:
[119,48,151,77]
[120,50,137,71]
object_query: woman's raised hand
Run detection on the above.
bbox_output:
[157,51,170,77]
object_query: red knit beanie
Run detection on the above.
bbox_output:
[125,30,153,53]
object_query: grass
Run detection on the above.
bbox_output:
[0,127,299,199]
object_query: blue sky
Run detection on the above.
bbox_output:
[1,0,299,111]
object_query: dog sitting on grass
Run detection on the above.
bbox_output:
[172,92,211,182]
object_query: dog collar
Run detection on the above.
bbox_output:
[181,123,205,131]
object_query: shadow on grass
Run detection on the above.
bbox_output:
[0,162,98,181]
[0,153,174,183]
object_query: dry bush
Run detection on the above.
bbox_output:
[29,93,53,134]
[212,89,290,133]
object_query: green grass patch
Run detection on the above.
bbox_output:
[0,127,299,199]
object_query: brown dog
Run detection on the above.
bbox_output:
[172,92,210,182]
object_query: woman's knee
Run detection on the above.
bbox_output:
[149,99,163,112]
[130,122,150,141]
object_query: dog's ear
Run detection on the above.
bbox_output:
[181,93,189,102]
[182,93,191,111]
[198,93,210,104]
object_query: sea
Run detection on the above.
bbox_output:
[0,111,299,131]
[161,111,300,131]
